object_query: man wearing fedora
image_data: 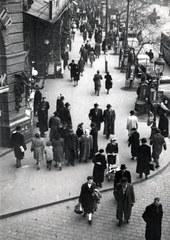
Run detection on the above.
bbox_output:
[136,138,152,179]
[89,103,103,131]
[114,164,131,189]
[103,104,116,139]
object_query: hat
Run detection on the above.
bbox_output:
[120,164,127,170]
[131,128,136,131]
[78,122,84,127]
[90,122,96,128]
[106,104,112,109]
[141,138,147,143]
[53,111,59,116]
[111,137,116,142]
[65,102,70,108]
[130,110,135,115]
[99,149,104,153]
[94,103,99,107]
[87,176,93,180]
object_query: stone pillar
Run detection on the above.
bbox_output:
[0,0,32,147]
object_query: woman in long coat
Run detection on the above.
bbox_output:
[31,133,45,170]
[93,149,106,187]
[80,129,93,162]
[49,111,61,140]
[51,132,64,170]
[79,176,97,225]
[78,57,84,76]
[103,104,116,139]
[105,72,112,94]
[158,112,169,137]
[136,138,151,179]
[38,97,50,137]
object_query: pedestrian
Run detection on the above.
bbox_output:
[78,57,84,76]
[79,45,84,58]
[89,47,95,67]
[56,95,65,121]
[114,164,131,189]
[103,104,116,139]
[126,110,138,137]
[49,111,61,140]
[10,125,27,168]
[84,40,91,57]
[31,133,45,170]
[142,197,163,240]
[147,49,154,62]
[73,64,80,87]
[79,176,97,225]
[83,29,87,43]
[68,60,77,82]
[102,38,106,53]
[136,138,152,179]
[94,42,101,58]
[51,132,64,170]
[90,122,98,157]
[88,103,103,131]
[128,128,140,160]
[106,137,119,165]
[79,129,93,163]
[44,141,53,170]
[104,71,112,94]
[114,177,135,227]
[34,88,42,116]
[76,123,84,161]
[62,102,72,129]
[93,70,103,96]
[93,149,107,188]
[158,112,169,137]
[65,129,79,166]
[150,129,167,168]
[37,97,50,137]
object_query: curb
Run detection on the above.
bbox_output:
[0,160,169,220]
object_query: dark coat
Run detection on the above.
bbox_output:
[103,109,116,135]
[93,73,103,92]
[128,131,140,157]
[79,182,96,214]
[136,144,151,175]
[65,133,79,159]
[34,90,42,115]
[11,131,27,160]
[89,108,103,131]
[68,62,77,78]
[105,74,112,90]
[150,133,166,159]
[106,142,118,154]
[93,153,107,184]
[90,127,98,155]
[62,107,72,129]
[114,183,135,221]
[56,99,64,120]
[38,101,50,132]
[49,116,61,140]
[51,138,64,163]
[142,203,163,240]
[158,114,169,137]
[114,170,131,188]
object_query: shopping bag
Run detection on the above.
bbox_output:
[74,203,83,214]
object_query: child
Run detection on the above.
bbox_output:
[44,141,53,170]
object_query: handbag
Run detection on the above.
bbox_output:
[74,203,83,214]
[149,162,155,171]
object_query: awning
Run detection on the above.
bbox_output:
[24,0,69,23]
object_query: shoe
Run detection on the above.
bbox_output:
[88,220,92,225]
[59,167,62,171]
[126,220,129,224]
[85,159,87,163]
[37,166,40,170]
[155,165,160,168]
[117,221,122,227]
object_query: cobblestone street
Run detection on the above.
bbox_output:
[0,163,170,240]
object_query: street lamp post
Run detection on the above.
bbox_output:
[121,0,130,73]
[105,0,108,73]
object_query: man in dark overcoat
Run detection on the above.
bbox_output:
[89,103,103,131]
[142,197,163,240]
[114,177,135,227]
[93,149,107,188]
[90,122,98,157]
[10,126,27,168]
[49,111,61,140]
[93,70,103,96]
[62,102,72,129]
[103,104,116,139]
[68,60,77,81]
[65,129,78,166]
[128,128,140,160]
[136,138,151,179]
[38,97,50,137]
[79,176,97,225]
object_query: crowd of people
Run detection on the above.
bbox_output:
[9,2,168,238]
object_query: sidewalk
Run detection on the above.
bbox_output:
[0,27,170,218]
